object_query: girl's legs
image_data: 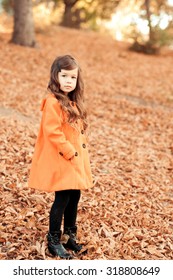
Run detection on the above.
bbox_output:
[49,190,70,233]
[64,190,81,228]
[48,189,82,254]
[49,189,81,232]
[48,190,73,259]
[63,190,82,252]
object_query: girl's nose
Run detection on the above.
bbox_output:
[67,78,72,83]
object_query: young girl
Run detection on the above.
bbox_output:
[28,55,93,259]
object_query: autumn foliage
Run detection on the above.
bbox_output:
[0,25,173,260]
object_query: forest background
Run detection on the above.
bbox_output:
[0,0,173,260]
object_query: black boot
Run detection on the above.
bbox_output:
[63,226,82,252]
[47,231,73,259]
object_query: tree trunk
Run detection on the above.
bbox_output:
[61,4,74,27]
[61,0,80,28]
[11,0,36,47]
[145,0,153,42]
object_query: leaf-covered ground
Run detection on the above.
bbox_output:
[0,22,173,260]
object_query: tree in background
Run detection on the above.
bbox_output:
[11,0,36,47]
[1,0,172,52]
[129,0,173,54]
[58,0,121,29]
[60,0,80,28]
[1,0,13,13]
[1,0,121,29]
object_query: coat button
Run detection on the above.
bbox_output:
[81,130,84,134]
[75,152,78,156]
[82,144,86,148]
[59,152,63,156]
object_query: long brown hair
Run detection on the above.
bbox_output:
[48,55,87,129]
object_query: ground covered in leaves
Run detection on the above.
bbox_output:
[0,22,173,260]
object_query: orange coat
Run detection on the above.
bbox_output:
[28,93,93,192]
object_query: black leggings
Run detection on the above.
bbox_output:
[49,190,81,233]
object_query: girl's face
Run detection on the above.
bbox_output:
[58,68,78,94]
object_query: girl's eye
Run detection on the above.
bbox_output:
[72,76,77,79]
[62,75,66,77]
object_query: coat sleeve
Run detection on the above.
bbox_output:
[42,97,76,160]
